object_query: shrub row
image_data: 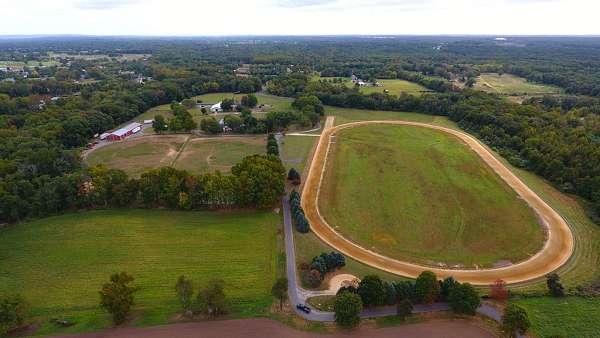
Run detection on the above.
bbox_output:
[290,190,310,233]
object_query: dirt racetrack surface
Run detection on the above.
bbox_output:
[49,318,496,338]
[301,119,574,285]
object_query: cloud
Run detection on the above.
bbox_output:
[271,0,435,11]
[73,0,141,10]
[272,0,336,8]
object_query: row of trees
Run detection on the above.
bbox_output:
[1,154,285,222]
[333,271,480,328]
[289,190,310,233]
[331,271,530,337]
[153,103,197,133]
[287,79,600,216]
[98,273,230,326]
[267,133,278,156]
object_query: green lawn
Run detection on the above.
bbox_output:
[313,76,431,96]
[513,297,600,337]
[279,135,317,175]
[128,93,293,129]
[324,105,455,128]
[319,124,544,268]
[0,209,280,336]
[474,73,561,95]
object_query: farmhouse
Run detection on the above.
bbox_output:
[103,122,142,141]
[211,102,223,112]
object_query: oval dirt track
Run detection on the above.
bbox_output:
[301,119,574,285]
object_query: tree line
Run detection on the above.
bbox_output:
[282,79,600,217]
[1,154,285,223]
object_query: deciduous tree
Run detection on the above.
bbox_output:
[99,272,138,325]
[271,278,288,310]
[415,271,440,304]
[334,291,363,328]
[502,304,530,338]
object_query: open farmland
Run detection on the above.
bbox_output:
[474,73,561,95]
[85,135,266,176]
[133,92,294,126]
[0,209,280,336]
[279,135,317,174]
[314,76,431,96]
[85,135,187,177]
[174,136,266,174]
[318,124,545,268]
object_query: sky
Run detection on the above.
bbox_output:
[1,0,599,36]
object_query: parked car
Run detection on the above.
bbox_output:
[296,304,311,314]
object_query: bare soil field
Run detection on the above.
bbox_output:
[48,318,496,338]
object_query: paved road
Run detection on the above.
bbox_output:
[282,195,505,324]
[301,119,574,285]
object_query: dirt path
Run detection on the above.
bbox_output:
[48,318,496,338]
[301,120,574,285]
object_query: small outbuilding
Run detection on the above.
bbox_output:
[211,102,223,113]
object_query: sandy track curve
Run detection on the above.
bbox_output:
[301,119,574,285]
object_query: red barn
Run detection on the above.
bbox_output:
[105,122,142,141]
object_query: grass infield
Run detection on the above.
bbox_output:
[319,124,545,268]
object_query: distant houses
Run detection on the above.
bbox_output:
[351,74,381,87]
[100,122,142,141]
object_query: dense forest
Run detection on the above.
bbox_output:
[1,36,600,223]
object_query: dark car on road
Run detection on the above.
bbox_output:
[296,304,311,314]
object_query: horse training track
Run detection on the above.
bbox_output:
[301,118,574,285]
[49,318,496,338]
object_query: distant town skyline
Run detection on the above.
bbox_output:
[2,0,600,36]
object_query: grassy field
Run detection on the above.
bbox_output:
[474,73,561,95]
[314,76,431,96]
[174,137,266,174]
[132,93,294,127]
[513,297,600,337]
[319,124,544,268]
[324,105,455,128]
[85,135,188,177]
[279,135,317,174]
[85,135,266,177]
[0,209,280,336]
[0,60,59,68]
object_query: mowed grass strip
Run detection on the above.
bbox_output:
[313,76,431,96]
[174,137,266,174]
[474,73,561,95]
[280,135,318,174]
[319,124,544,268]
[0,209,279,334]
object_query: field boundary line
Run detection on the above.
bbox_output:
[170,134,192,167]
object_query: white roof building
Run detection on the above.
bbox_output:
[211,102,223,112]
[112,122,142,137]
